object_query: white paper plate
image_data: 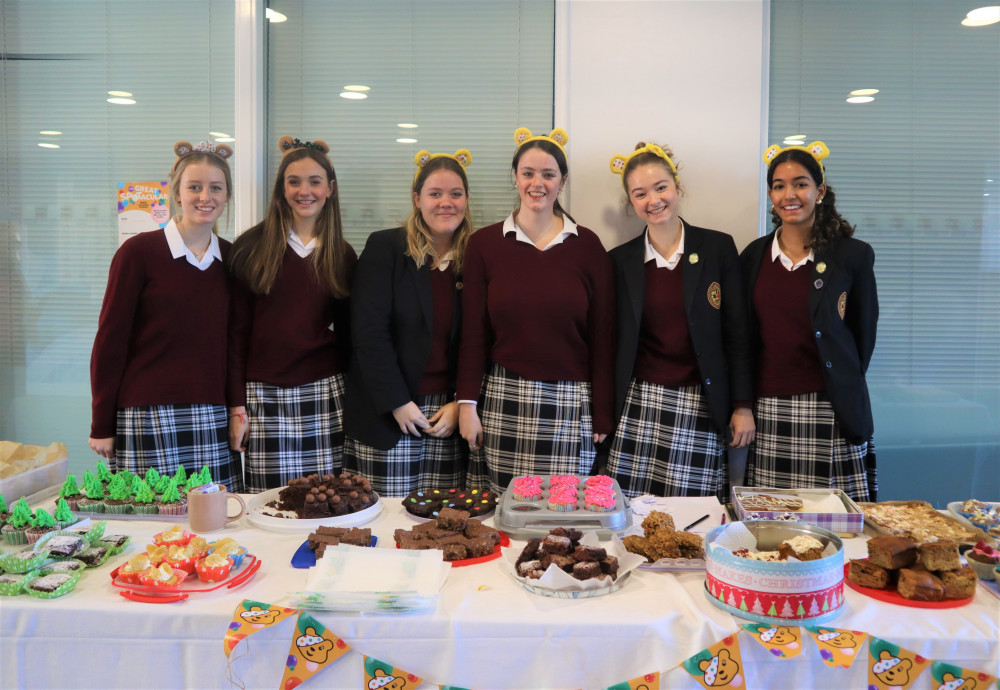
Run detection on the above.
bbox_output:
[514,570,630,598]
[947,501,1000,532]
[247,487,383,533]
[638,557,706,572]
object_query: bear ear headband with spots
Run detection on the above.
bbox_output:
[278,135,331,157]
[513,127,569,156]
[172,140,234,171]
[414,148,472,171]
[762,140,829,181]
[609,143,679,178]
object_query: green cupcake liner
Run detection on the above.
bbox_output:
[75,521,107,545]
[75,502,106,514]
[22,570,83,599]
[1,526,29,546]
[102,503,133,515]
[0,572,35,596]
[37,559,87,576]
[131,504,159,515]
[0,548,51,574]
[99,535,132,556]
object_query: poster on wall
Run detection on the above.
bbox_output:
[117,181,169,245]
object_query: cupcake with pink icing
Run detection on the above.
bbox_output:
[584,475,613,489]
[584,485,616,512]
[549,474,580,488]
[511,476,543,502]
[547,486,578,512]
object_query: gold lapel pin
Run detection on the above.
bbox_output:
[817,261,827,274]
[689,253,699,265]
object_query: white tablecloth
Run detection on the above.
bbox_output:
[2,498,998,689]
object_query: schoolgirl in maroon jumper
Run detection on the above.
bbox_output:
[457,127,615,493]
[89,141,241,490]
[606,143,755,500]
[227,137,356,493]
[740,142,878,501]
[343,150,473,496]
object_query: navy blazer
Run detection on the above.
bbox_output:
[609,222,754,440]
[343,227,461,450]
[740,231,878,444]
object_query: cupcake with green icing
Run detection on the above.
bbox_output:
[131,479,158,515]
[144,467,161,489]
[58,475,82,511]
[0,494,9,529]
[157,479,187,516]
[53,498,77,529]
[103,474,134,514]
[77,478,106,513]
[174,465,188,486]
[26,508,57,544]
[95,461,114,486]
[2,498,36,545]
[153,473,172,497]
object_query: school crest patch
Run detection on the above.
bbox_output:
[708,282,722,309]
[838,292,847,319]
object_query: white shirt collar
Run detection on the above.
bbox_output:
[643,221,686,270]
[163,219,221,271]
[771,229,814,271]
[288,230,317,258]
[502,212,578,250]
[435,250,454,272]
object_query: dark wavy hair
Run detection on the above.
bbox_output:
[767,148,854,252]
[511,139,576,224]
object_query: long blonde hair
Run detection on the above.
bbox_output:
[405,156,473,275]
[230,148,350,297]
[168,152,233,234]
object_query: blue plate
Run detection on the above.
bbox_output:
[290,536,378,568]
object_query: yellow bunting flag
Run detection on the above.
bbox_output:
[224,600,299,657]
[602,671,660,690]
[279,613,351,690]
[741,623,803,660]
[931,660,997,689]
[364,656,423,690]
[803,626,868,669]
[867,637,929,690]
[681,634,746,689]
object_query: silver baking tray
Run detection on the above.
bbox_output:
[493,475,633,540]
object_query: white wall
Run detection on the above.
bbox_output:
[556,0,766,252]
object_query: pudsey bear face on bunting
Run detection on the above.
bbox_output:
[755,625,798,645]
[872,650,913,686]
[698,648,741,687]
[240,606,280,626]
[817,629,858,648]
[295,627,334,664]
[368,668,407,690]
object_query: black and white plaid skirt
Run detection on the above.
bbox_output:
[115,403,241,491]
[476,362,596,493]
[746,392,870,502]
[607,378,726,500]
[344,392,466,497]
[243,374,345,493]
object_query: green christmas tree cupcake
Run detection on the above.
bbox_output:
[103,474,134,514]
[131,480,158,515]
[157,479,187,516]
[95,461,114,486]
[2,498,36,545]
[53,498,77,529]
[0,494,9,529]
[77,478,106,513]
[26,508,57,544]
[59,475,82,511]
[153,474,172,497]
[144,467,161,488]
[174,465,188,486]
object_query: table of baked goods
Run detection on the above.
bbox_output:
[2,496,998,689]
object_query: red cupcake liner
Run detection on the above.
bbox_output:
[195,556,234,582]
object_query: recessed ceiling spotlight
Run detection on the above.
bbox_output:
[849,89,880,96]
[846,96,875,104]
[215,137,236,143]
[784,134,806,140]
[396,138,418,144]
[209,131,230,138]
[265,8,287,23]
[340,92,367,100]
[397,123,418,129]
[966,5,1000,21]
[38,143,60,149]
[107,90,133,98]
[107,97,137,105]
[39,130,62,135]
[783,139,806,146]
[343,85,371,92]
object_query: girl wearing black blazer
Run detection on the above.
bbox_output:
[343,151,473,496]
[607,143,755,500]
[740,142,878,502]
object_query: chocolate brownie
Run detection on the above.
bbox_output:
[42,535,85,558]
[39,560,86,574]
[517,559,542,577]
[0,572,28,585]
[541,534,573,555]
[75,546,108,567]
[550,527,583,542]
[540,553,576,572]
[848,559,889,589]
[517,539,542,565]
[340,528,372,547]
[867,535,918,570]
[98,535,130,550]
[897,568,944,602]
[441,543,469,561]
[26,573,73,593]
[436,507,470,531]
[572,545,607,562]
[600,556,620,580]
[465,536,496,558]
[572,561,602,580]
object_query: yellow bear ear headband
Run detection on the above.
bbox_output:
[609,143,678,179]
[414,149,472,170]
[513,127,569,155]
[762,140,829,182]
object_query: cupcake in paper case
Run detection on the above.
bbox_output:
[102,474,134,515]
[117,554,152,585]
[26,509,58,544]
[1,498,36,545]
[76,478,106,514]
[511,475,544,501]
[138,563,184,588]
[164,544,200,574]
[95,461,114,486]
[547,486,578,512]
[0,571,33,596]
[153,525,194,547]
[210,537,245,568]
[187,536,210,559]
[53,498,78,529]
[156,479,187,516]
[966,541,999,581]
[195,552,233,582]
[23,570,83,599]
[0,494,10,529]
[584,474,614,489]
[584,489,616,512]
[549,474,580,488]
[58,475,82,512]
[130,479,159,514]
[173,464,188,487]
[143,467,162,491]
[145,544,169,566]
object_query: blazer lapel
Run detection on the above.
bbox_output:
[682,223,705,314]
[623,232,647,327]
[408,259,434,332]
[809,244,833,319]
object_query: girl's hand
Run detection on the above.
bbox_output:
[425,401,459,438]
[229,409,249,452]
[729,408,756,448]
[593,433,607,444]
[89,436,116,460]
[393,401,431,437]
[459,403,484,450]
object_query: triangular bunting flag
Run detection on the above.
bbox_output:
[740,623,803,659]
[224,600,298,658]
[930,660,998,689]
[867,636,929,690]
[681,634,745,689]
[803,626,867,669]
[364,656,423,690]
[602,671,660,690]
[279,612,351,689]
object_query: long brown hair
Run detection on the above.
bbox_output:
[767,148,854,252]
[230,147,350,297]
[405,156,473,275]
[511,139,576,224]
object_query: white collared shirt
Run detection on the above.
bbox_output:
[502,212,578,250]
[771,229,814,271]
[163,219,222,271]
[434,250,454,272]
[644,221,686,270]
[288,230,317,258]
